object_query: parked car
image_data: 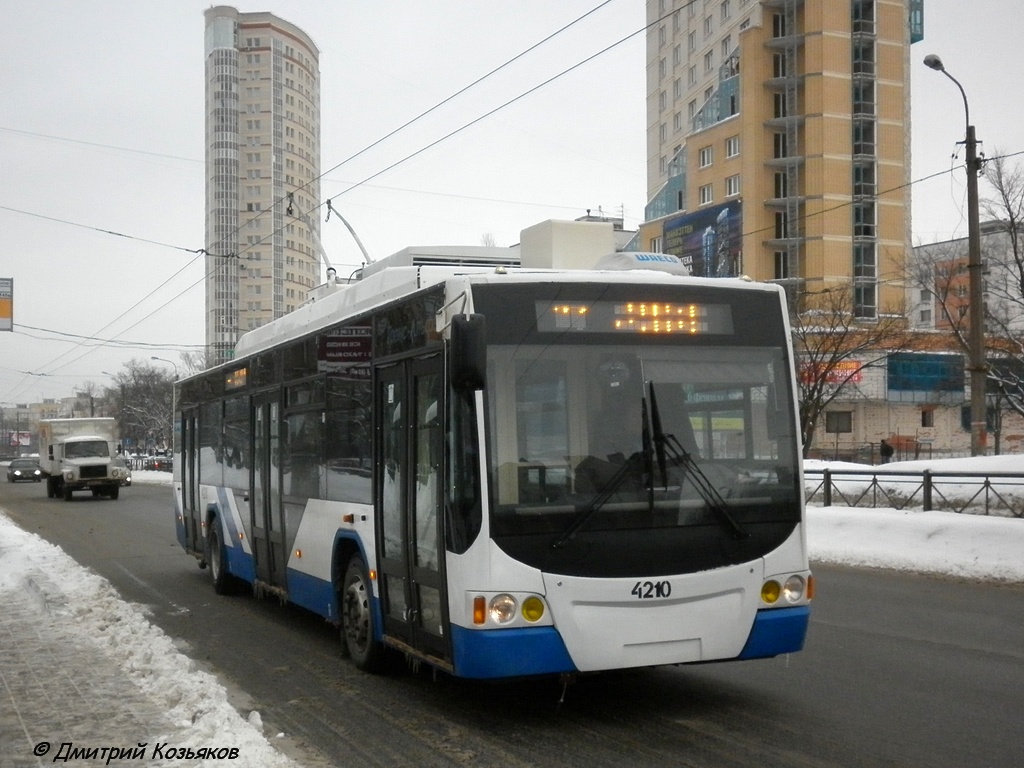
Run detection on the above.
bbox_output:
[145,455,173,472]
[111,456,132,486]
[7,458,43,483]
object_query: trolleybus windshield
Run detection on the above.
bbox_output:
[473,282,801,579]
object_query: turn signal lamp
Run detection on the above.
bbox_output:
[473,596,487,625]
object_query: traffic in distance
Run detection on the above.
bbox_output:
[171,229,813,680]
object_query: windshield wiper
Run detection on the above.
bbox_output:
[648,382,748,540]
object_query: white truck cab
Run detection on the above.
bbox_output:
[38,418,126,501]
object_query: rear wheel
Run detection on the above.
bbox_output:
[207,520,232,595]
[341,555,384,672]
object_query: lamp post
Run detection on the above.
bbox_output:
[151,356,179,379]
[924,54,986,456]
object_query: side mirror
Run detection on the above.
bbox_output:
[450,314,486,391]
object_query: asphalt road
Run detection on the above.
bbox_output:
[2,479,1023,767]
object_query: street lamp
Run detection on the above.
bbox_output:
[151,356,179,379]
[924,54,986,456]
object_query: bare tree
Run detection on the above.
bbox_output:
[909,150,1024,428]
[979,151,1024,423]
[791,285,908,456]
[102,359,174,453]
[179,349,212,377]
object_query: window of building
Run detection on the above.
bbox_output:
[658,25,666,47]
[721,35,732,57]
[774,212,789,239]
[773,133,788,158]
[772,13,787,38]
[921,409,935,428]
[854,282,877,319]
[725,135,740,157]
[660,123,667,144]
[725,174,740,197]
[651,236,663,252]
[774,172,789,199]
[689,65,697,85]
[853,162,876,197]
[721,0,731,21]
[704,50,714,73]
[673,111,682,131]
[773,53,787,78]
[704,16,713,38]
[659,58,667,80]
[699,146,714,168]
[699,184,714,205]
[688,99,697,120]
[688,31,696,53]
[659,90,667,112]
[774,251,791,279]
[773,92,788,118]
[673,78,682,100]
[853,203,876,238]
[673,44,682,67]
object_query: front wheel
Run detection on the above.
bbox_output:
[107,485,119,500]
[340,556,384,672]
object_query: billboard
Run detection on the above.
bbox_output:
[662,200,742,278]
[0,278,12,331]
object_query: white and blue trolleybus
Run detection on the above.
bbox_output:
[173,239,812,679]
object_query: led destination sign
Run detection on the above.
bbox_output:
[536,300,734,335]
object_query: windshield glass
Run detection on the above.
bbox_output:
[477,282,802,578]
[65,440,110,459]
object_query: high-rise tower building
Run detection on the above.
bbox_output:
[204,6,321,366]
[640,0,924,317]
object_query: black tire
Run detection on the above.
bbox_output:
[340,556,384,672]
[207,520,232,595]
[108,485,119,500]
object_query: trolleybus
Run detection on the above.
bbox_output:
[173,243,812,679]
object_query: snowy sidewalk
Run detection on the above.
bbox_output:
[0,511,299,768]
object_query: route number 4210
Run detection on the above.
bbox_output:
[631,580,672,599]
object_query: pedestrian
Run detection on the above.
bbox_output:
[879,438,894,464]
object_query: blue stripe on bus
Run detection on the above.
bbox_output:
[287,568,336,620]
[737,605,810,659]
[451,625,577,679]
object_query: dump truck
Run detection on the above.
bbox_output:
[37,417,126,501]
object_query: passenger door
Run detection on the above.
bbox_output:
[376,355,449,662]
[180,409,201,553]
[251,393,287,589]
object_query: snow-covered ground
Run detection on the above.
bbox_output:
[1,457,1022,766]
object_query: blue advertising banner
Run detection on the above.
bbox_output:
[662,200,742,278]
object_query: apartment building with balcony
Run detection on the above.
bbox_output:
[204,6,321,365]
[640,0,921,317]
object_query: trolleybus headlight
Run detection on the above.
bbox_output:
[521,596,545,623]
[489,594,517,624]
[783,575,805,603]
[761,580,781,605]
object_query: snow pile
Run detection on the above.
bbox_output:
[0,514,299,768]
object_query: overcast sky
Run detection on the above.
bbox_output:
[1,0,1018,405]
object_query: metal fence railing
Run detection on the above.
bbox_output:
[803,469,1024,518]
